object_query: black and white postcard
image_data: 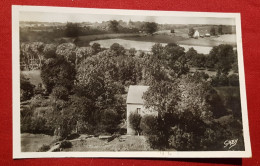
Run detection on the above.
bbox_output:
[12,5,251,158]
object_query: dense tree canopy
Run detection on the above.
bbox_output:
[56,43,77,64]
[207,44,235,75]
[20,35,242,151]
[41,56,76,93]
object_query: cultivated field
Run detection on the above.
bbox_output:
[178,34,237,47]
[74,33,141,46]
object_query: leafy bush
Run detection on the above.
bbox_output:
[43,44,57,59]
[129,112,142,135]
[41,56,76,93]
[91,43,101,54]
[107,133,120,142]
[30,94,48,109]
[51,86,69,101]
[140,115,166,149]
[60,141,72,149]
[20,107,33,133]
[110,43,126,56]
[228,74,239,86]
[20,74,35,101]
[211,74,229,87]
[66,133,80,140]
[101,109,120,134]
[119,128,127,135]
[37,144,50,152]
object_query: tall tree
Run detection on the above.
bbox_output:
[41,56,76,93]
[109,20,119,33]
[143,22,158,35]
[20,74,35,101]
[210,27,216,36]
[65,22,80,37]
[188,27,195,38]
[218,25,223,35]
[208,44,235,75]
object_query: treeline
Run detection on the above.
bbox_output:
[20,21,158,43]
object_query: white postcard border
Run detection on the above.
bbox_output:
[12,5,252,159]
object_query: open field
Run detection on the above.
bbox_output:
[178,35,237,47]
[21,133,154,152]
[90,38,213,54]
[74,33,141,46]
[65,32,236,49]
[21,133,57,152]
[119,34,187,44]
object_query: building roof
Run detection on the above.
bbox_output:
[126,85,149,104]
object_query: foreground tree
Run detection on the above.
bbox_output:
[41,56,76,93]
[142,72,229,150]
[207,44,235,75]
[56,43,77,64]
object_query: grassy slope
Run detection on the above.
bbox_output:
[178,35,237,47]
[76,33,141,46]
[21,133,57,152]
[119,34,186,44]
[63,136,153,151]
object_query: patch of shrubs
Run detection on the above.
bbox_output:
[107,133,121,142]
[211,74,239,87]
[37,144,50,152]
[60,140,72,149]
[66,133,80,140]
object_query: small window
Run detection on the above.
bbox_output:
[136,108,141,114]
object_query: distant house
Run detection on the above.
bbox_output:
[126,85,157,135]
[193,30,200,39]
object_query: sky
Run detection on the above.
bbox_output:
[20,11,236,25]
